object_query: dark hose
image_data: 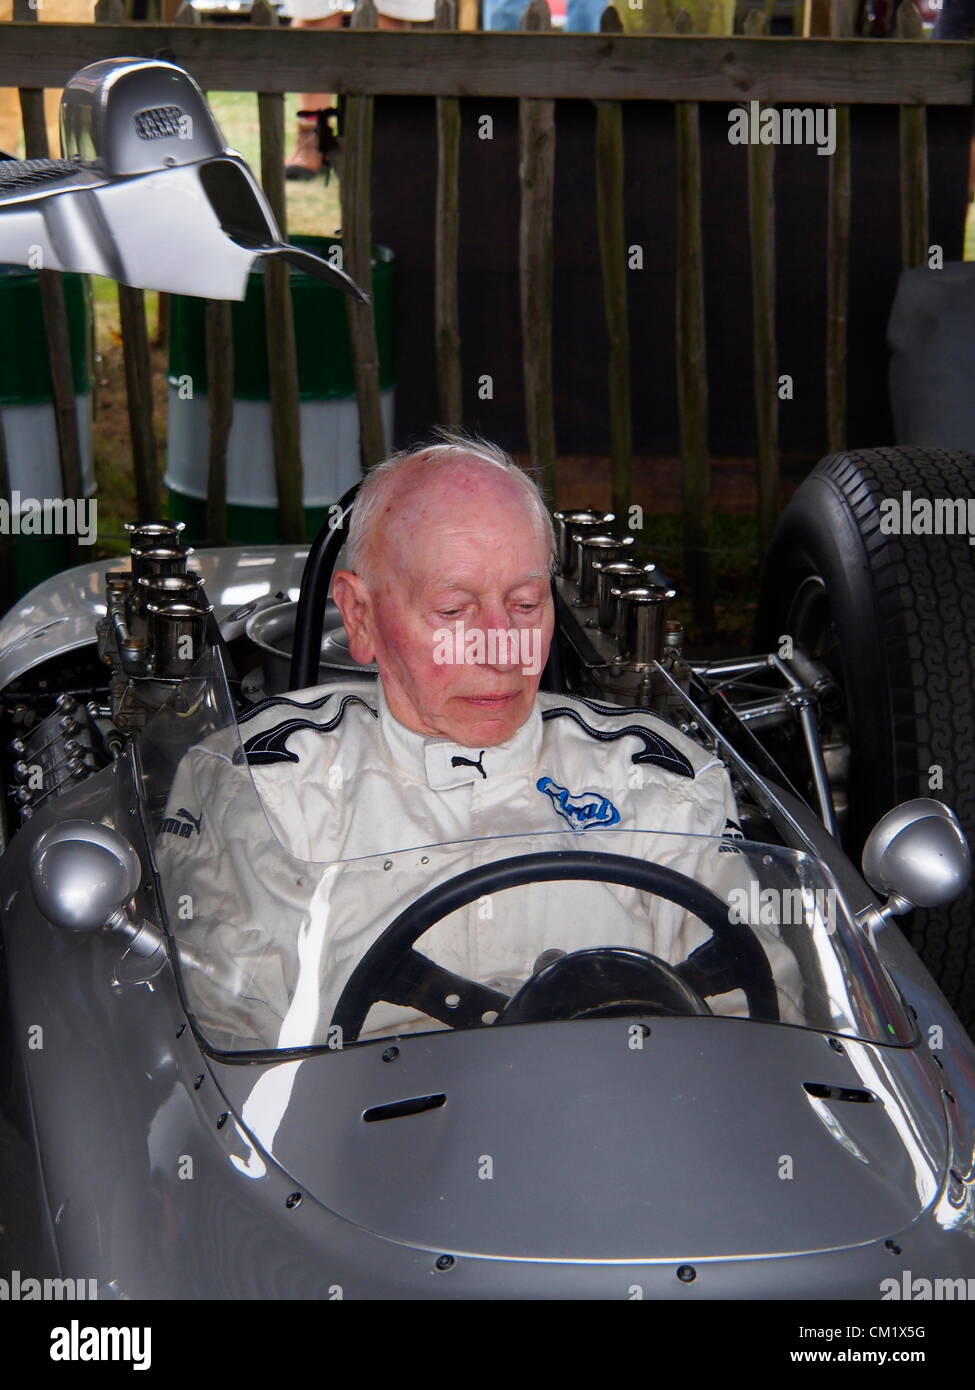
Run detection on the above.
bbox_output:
[288,481,361,691]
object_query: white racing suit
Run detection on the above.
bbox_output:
[156,679,803,1047]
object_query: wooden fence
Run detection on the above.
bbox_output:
[0,3,972,632]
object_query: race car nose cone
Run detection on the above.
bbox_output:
[0,57,369,303]
[30,820,142,933]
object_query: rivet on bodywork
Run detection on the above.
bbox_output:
[193,1074,204,1089]
[435,1255,454,1272]
[217,1112,228,1129]
[943,1089,956,1104]
[382,1046,399,1063]
[884,1240,901,1255]
[286,1192,302,1210]
[176,1023,186,1038]
[677,1265,696,1283]
[828,1038,845,1054]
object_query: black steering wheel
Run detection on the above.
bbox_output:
[330,850,780,1043]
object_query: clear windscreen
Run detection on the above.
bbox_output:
[140,653,915,1053]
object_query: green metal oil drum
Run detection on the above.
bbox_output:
[0,265,94,597]
[165,236,394,543]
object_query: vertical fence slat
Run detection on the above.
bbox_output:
[519,0,557,501]
[434,0,463,430]
[205,301,233,546]
[595,5,631,524]
[803,0,831,34]
[117,289,161,519]
[252,0,305,543]
[343,0,387,472]
[94,0,161,522]
[744,9,779,553]
[157,3,201,363]
[180,0,232,546]
[673,9,713,637]
[116,312,160,529]
[897,0,929,269]
[825,0,852,453]
[0,409,15,611]
[17,0,85,562]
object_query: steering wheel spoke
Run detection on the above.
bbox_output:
[379,949,510,1030]
[675,937,749,1000]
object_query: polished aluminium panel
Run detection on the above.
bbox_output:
[0,545,308,691]
[1,757,974,1296]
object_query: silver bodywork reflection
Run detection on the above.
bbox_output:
[0,59,367,303]
[862,798,972,915]
[2,759,973,1295]
[0,546,310,690]
[1,546,974,1297]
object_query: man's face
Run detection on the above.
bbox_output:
[332,461,554,747]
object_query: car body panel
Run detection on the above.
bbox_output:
[211,1017,950,1261]
[2,553,975,1298]
[0,546,309,690]
[1,742,974,1297]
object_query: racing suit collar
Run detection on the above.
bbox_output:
[376,680,543,789]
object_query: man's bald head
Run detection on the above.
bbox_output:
[346,434,556,585]
[331,434,556,746]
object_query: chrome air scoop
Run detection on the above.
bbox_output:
[0,57,368,303]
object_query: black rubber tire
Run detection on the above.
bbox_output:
[754,446,975,1032]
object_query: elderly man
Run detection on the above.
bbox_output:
[159,435,798,1048]
[234,436,735,858]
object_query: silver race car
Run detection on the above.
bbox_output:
[0,57,974,1300]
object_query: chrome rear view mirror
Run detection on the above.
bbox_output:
[861,798,971,923]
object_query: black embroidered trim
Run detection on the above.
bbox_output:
[541,706,695,779]
[238,690,337,726]
[573,694,654,717]
[242,693,377,765]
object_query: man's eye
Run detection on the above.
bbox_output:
[513,603,539,614]
[438,608,464,619]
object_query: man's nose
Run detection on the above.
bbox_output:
[479,601,521,668]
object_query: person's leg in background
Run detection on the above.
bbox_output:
[481,0,528,25]
[283,1,349,180]
[283,1,427,180]
[564,0,607,29]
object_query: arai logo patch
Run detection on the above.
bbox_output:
[537,776,621,830]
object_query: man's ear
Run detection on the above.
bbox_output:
[332,570,376,665]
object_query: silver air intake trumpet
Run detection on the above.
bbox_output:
[0,57,368,303]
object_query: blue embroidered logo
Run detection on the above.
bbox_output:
[537,776,621,831]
